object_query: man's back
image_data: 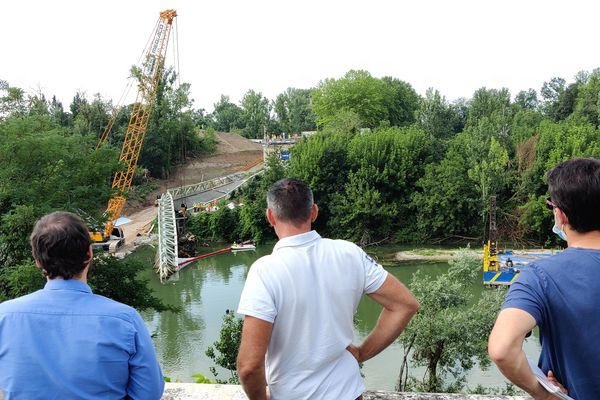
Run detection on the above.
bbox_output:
[503,247,600,398]
[238,231,387,399]
[0,279,164,400]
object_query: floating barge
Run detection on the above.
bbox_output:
[483,241,558,286]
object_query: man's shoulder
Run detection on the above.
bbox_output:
[0,289,44,313]
[0,289,138,324]
[250,253,281,271]
[321,237,357,246]
[87,293,138,320]
[528,248,597,275]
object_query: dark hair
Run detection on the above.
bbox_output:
[267,178,314,226]
[30,211,92,279]
[547,157,600,233]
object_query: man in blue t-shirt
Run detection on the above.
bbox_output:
[488,157,600,399]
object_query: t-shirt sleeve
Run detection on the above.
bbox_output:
[237,261,277,324]
[502,265,546,327]
[360,248,388,294]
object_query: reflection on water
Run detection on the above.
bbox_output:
[138,245,540,390]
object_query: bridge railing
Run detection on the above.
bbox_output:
[167,172,248,200]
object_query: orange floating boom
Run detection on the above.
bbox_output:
[177,247,232,267]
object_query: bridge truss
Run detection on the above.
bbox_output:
[155,171,262,282]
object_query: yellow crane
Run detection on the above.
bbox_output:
[91,9,177,250]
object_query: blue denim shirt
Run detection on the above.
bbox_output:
[0,279,164,399]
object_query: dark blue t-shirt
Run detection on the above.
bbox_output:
[503,247,600,399]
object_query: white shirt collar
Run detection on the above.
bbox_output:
[273,230,321,251]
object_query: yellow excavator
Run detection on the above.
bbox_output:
[90,9,177,251]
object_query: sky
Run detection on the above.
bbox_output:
[2,0,599,112]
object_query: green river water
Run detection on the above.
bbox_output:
[137,244,541,391]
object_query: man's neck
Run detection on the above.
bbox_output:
[46,271,88,283]
[567,229,600,250]
[275,224,311,240]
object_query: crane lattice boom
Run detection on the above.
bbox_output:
[100,9,177,239]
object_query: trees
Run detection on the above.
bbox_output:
[236,155,285,243]
[311,70,419,129]
[141,70,216,178]
[396,250,504,392]
[205,312,243,384]
[514,89,538,111]
[0,80,27,118]
[412,137,480,239]
[274,87,316,134]
[328,126,433,243]
[418,88,461,141]
[381,76,419,127]
[212,95,243,132]
[574,69,600,126]
[240,89,271,139]
[0,113,111,282]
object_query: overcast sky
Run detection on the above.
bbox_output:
[2,0,599,112]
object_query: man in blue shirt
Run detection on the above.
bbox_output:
[488,157,600,399]
[0,211,164,399]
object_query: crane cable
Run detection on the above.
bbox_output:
[173,17,188,201]
[99,17,163,147]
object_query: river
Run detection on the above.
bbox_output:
[137,244,541,391]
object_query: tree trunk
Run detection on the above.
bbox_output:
[426,341,444,392]
[395,334,416,391]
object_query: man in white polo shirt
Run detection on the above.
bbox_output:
[236,178,419,400]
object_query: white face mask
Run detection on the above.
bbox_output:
[552,218,568,241]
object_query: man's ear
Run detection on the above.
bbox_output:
[311,204,319,223]
[85,245,93,265]
[555,207,569,228]
[266,208,276,227]
[34,259,48,279]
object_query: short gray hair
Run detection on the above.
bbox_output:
[266,178,314,225]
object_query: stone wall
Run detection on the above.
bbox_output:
[161,384,530,399]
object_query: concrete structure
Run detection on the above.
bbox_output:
[262,139,296,160]
[161,384,529,400]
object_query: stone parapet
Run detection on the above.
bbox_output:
[161,383,530,399]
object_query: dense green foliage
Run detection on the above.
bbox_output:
[312,70,419,128]
[222,68,600,246]
[397,249,504,392]
[205,312,243,384]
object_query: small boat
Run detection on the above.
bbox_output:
[231,243,256,252]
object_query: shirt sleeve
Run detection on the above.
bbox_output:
[360,248,388,294]
[126,311,165,400]
[237,261,277,323]
[502,265,547,327]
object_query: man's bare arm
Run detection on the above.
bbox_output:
[348,274,419,363]
[237,316,273,400]
[488,308,563,399]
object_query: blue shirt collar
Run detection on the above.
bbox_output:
[44,279,93,294]
[273,230,321,251]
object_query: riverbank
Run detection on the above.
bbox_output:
[392,247,559,263]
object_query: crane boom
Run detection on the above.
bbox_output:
[92,9,177,244]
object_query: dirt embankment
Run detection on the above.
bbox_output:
[118,132,263,252]
[161,132,263,189]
